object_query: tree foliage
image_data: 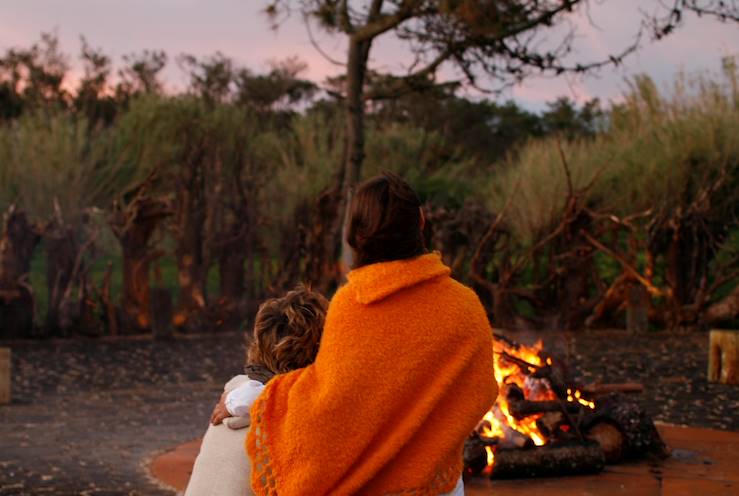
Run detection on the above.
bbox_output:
[0,32,737,336]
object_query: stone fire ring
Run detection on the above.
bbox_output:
[149,424,738,495]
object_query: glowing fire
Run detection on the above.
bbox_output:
[475,337,595,470]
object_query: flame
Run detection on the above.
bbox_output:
[567,388,596,409]
[474,337,595,470]
[485,446,495,466]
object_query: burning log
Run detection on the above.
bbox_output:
[467,333,665,480]
[504,383,581,419]
[507,399,583,419]
[535,411,565,438]
[495,347,571,401]
[463,434,489,475]
[584,421,624,463]
[582,382,644,396]
[584,394,668,459]
[490,442,605,479]
[498,425,534,450]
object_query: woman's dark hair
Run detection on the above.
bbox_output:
[346,172,426,268]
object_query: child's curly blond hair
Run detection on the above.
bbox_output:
[246,285,328,374]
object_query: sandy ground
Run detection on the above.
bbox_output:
[0,329,736,495]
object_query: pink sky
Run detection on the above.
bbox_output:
[1,0,736,110]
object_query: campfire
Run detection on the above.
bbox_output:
[464,333,668,479]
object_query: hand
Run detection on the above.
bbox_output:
[210,391,232,425]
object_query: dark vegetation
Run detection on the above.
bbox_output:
[0,0,738,339]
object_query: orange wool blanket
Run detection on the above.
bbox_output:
[247,253,497,495]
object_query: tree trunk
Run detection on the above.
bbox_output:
[217,227,247,331]
[0,347,9,405]
[44,228,77,337]
[0,207,40,339]
[150,287,174,339]
[338,38,373,272]
[558,252,594,329]
[304,184,343,294]
[110,196,169,335]
[175,244,207,331]
[705,284,739,325]
[174,164,209,332]
[99,262,118,336]
[219,245,245,305]
[120,242,155,333]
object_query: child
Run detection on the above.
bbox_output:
[185,285,328,496]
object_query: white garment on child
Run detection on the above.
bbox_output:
[225,379,265,417]
[440,476,465,496]
[185,375,256,496]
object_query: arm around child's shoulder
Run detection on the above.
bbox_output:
[225,379,265,417]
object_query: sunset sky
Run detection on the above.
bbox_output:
[1,0,737,109]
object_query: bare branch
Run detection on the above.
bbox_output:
[580,229,665,297]
[339,0,355,33]
[304,13,346,67]
[557,139,574,198]
[353,0,424,42]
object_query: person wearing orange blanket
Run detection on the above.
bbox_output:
[247,172,498,495]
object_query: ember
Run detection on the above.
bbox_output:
[464,333,667,479]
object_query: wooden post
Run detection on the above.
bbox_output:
[708,330,738,384]
[151,288,173,339]
[0,347,10,405]
[626,283,648,333]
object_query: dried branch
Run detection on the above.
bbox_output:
[557,139,574,198]
[304,14,346,67]
[580,229,664,297]
[353,0,423,42]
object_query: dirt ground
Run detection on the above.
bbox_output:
[0,329,737,495]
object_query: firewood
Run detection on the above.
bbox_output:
[496,352,568,399]
[708,329,738,384]
[582,382,645,396]
[498,426,534,450]
[535,411,565,438]
[585,421,624,463]
[531,364,570,400]
[508,399,582,419]
[490,442,605,479]
[585,394,668,459]
[504,382,586,443]
[463,434,488,475]
[504,384,580,419]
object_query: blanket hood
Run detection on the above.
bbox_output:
[346,252,451,304]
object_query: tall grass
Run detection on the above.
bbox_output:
[489,60,739,245]
[364,122,482,207]
[256,109,343,224]
[0,111,128,222]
